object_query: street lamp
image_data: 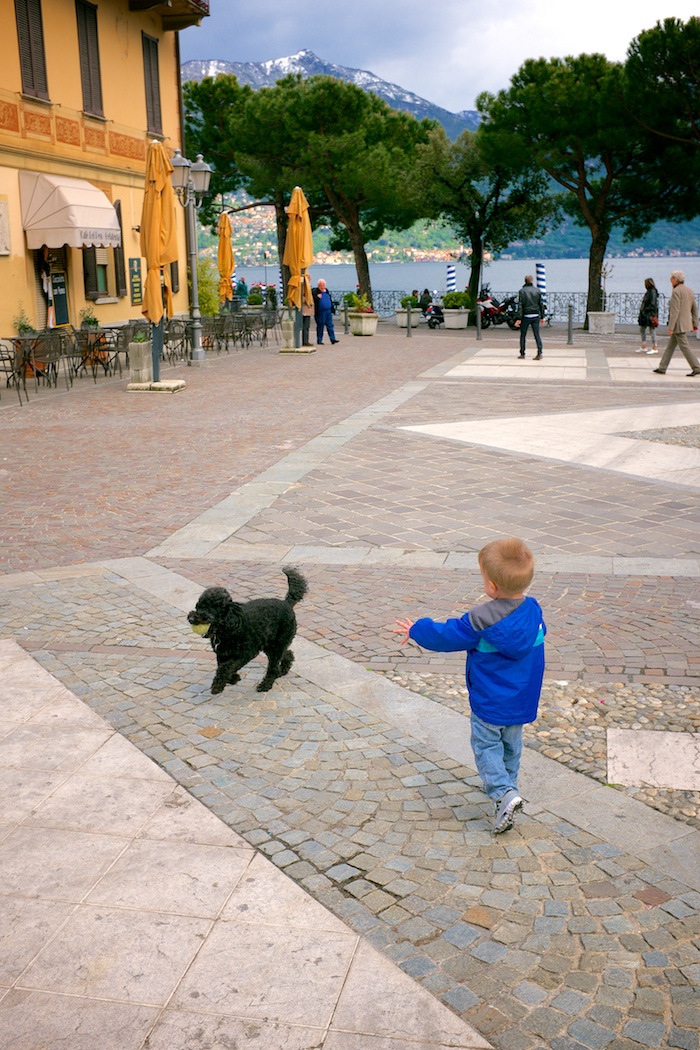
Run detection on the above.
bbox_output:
[171,149,212,364]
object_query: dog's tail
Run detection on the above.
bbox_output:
[283,566,308,606]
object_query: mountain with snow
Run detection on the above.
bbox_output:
[181,50,478,140]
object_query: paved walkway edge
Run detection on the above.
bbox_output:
[0,637,491,1050]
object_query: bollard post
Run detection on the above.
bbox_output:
[476,305,482,341]
[407,303,412,338]
[567,302,574,345]
[151,318,163,382]
[343,302,349,335]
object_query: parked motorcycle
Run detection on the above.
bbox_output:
[477,287,519,329]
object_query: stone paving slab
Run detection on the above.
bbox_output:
[403,402,700,489]
[607,728,700,791]
[0,638,489,1050]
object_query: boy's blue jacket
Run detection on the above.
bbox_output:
[409,597,546,726]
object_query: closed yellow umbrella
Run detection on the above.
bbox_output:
[217,212,234,304]
[282,186,314,311]
[140,141,178,324]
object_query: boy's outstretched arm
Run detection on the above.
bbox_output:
[394,618,414,645]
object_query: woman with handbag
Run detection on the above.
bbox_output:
[636,277,659,354]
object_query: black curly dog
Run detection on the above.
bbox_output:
[187,567,308,694]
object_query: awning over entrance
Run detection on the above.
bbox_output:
[19,171,122,250]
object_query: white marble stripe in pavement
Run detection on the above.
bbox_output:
[0,638,490,1050]
[403,401,700,489]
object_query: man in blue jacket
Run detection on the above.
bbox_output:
[395,537,546,834]
[312,279,339,345]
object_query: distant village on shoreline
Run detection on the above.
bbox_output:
[199,198,700,270]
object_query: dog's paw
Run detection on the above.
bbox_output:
[211,679,225,695]
[256,680,273,692]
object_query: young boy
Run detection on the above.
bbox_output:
[395,537,546,834]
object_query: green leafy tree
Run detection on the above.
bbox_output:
[621,17,700,225]
[411,127,558,301]
[185,74,434,303]
[184,75,251,225]
[285,75,434,301]
[184,75,297,296]
[478,54,655,313]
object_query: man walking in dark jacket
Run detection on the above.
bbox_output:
[515,275,545,360]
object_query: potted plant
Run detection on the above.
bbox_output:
[13,304,34,335]
[344,292,379,337]
[246,292,264,307]
[441,290,472,329]
[396,294,420,328]
[128,326,153,383]
[79,305,100,328]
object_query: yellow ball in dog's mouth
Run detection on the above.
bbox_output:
[191,623,210,637]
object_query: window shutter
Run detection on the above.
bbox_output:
[15,0,49,100]
[170,260,179,294]
[76,1,103,117]
[114,201,127,297]
[142,33,162,135]
[83,247,99,300]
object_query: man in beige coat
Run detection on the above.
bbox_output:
[653,271,700,377]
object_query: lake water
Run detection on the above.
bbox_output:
[236,256,700,295]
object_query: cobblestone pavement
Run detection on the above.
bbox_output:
[2,325,700,1050]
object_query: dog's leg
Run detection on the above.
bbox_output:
[279,650,294,676]
[211,660,242,694]
[256,667,277,692]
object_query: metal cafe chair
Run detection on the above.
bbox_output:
[72,327,110,382]
[0,339,25,405]
[163,318,189,365]
[244,311,267,347]
[29,330,73,391]
[201,316,224,355]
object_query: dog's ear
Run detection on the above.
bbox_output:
[223,601,244,633]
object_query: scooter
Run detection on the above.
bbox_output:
[426,303,445,328]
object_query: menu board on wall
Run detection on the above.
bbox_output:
[129,258,143,305]
[51,272,69,327]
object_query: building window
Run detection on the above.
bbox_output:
[142,33,162,136]
[15,0,49,101]
[76,0,103,118]
[83,247,117,300]
[113,202,127,298]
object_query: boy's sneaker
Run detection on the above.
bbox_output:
[493,790,523,834]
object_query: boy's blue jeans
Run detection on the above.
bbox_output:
[470,712,523,802]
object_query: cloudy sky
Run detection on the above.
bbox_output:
[179,1,698,112]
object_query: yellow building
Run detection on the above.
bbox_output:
[0,0,209,333]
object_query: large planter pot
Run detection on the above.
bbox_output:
[129,341,153,382]
[587,311,615,334]
[279,311,295,349]
[443,309,469,329]
[348,311,379,336]
[395,308,420,329]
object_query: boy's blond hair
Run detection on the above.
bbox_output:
[478,537,534,595]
